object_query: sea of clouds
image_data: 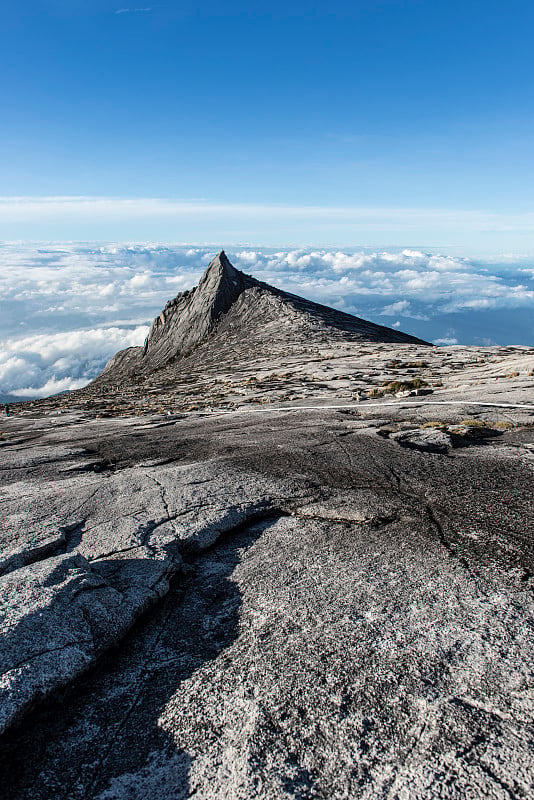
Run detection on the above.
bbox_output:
[1,242,533,400]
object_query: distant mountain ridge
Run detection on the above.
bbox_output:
[96,250,429,384]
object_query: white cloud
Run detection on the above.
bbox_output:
[128,273,152,289]
[381,300,411,316]
[0,324,149,399]
[114,8,152,14]
[14,377,90,398]
[433,337,459,346]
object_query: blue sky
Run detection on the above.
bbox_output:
[1,0,534,249]
[1,2,534,397]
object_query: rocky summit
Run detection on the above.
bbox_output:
[96,250,428,384]
[1,252,534,799]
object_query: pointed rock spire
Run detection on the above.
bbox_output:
[142,251,256,366]
[196,250,249,308]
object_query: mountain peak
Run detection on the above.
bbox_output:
[204,249,232,275]
[141,251,255,365]
[101,251,429,380]
[197,250,248,295]
[215,249,230,265]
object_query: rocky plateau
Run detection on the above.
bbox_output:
[1,252,534,799]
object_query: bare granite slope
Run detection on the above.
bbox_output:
[1,403,534,799]
[2,252,534,799]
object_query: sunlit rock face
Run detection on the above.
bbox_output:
[142,251,255,364]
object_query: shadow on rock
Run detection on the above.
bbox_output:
[449,426,504,449]
[0,516,282,800]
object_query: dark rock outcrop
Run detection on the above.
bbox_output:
[390,427,453,452]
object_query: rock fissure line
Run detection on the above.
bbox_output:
[88,544,146,562]
[450,733,519,800]
[68,486,104,522]
[333,435,356,470]
[424,503,473,576]
[82,596,180,799]
[83,508,290,796]
[4,640,95,675]
[0,536,67,578]
[0,519,85,578]
[70,581,109,601]
[82,509,154,534]
[80,606,98,652]
[145,473,173,522]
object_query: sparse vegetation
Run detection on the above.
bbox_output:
[263,372,292,381]
[421,421,445,429]
[385,360,428,369]
[381,378,428,394]
[458,419,486,427]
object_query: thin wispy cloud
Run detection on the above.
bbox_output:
[3,197,534,251]
[1,196,534,231]
[114,7,153,15]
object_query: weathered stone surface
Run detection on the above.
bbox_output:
[390,427,453,452]
[2,253,534,798]
[0,453,306,733]
[1,406,534,798]
[0,552,126,733]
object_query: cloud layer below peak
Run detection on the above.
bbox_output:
[1,242,533,399]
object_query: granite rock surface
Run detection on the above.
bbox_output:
[1,253,534,798]
[1,403,534,799]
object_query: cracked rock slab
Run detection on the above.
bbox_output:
[0,553,126,732]
[390,427,453,453]
[1,408,534,799]
[0,455,305,734]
